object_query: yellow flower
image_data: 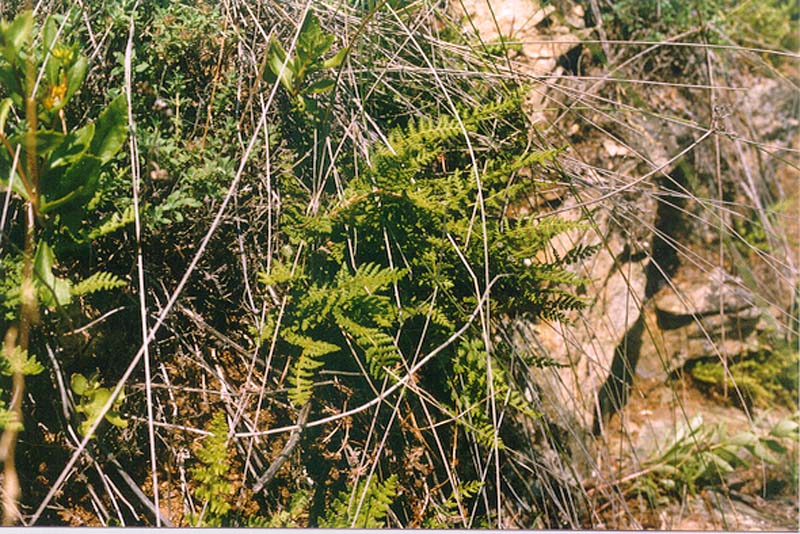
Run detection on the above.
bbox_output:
[51,45,74,63]
[43,74,67,110]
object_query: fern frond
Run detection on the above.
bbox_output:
[87,205,135,240]
[284,330,339,406]
[319,475,398,528]
[1,345,44,376]
[71,271,126,296]
[348,262,403,295]
[336,313,399,378]
[190,411,234,526]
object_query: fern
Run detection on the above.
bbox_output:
[279,262,403,404]
[424,479,484,528]
[1,345,44,377]
[335,314,399,378]
[252,489,310,528]
[284,330,339,406]
[262,93,591,526]
[318,475,398,528]
[85,205,135,240]
[71,271,126,296]
[189,411,235,526]
[450,338,539,449]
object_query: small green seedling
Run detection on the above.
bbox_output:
[263,12,346,114]
[70,372,127,437]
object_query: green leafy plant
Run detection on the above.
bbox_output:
[0,343,44,431]
[0,10,129,523]
[70,372,127,437]
[265,96,590,418]
[604,0,798,51]
[424,479,484,528]
[264,12,346,114]
[318,474,398,528]
[627,413,800,504]
[0,11,129,304]
[258,489,310,528]
[188,411,235,527]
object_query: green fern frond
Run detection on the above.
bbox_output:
[1,345,44,376]
[262,489,310,527]
[0,400,14,430]
[336,313,399,378]
[87,205,135,240]
[424,479,484,528]
[258,259,299,286]
[319,474,398,528]
[347,262,403,295]
[450,338,537,443]
[71,271,126,296]
[190,411,234,526]
[562,242,602,265]
[284,330,339,406]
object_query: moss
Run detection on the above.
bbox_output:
[690,341,799,408]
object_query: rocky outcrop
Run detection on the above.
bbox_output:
[636,267,767,382]
[452,0,588,75]
[518,190,656,438]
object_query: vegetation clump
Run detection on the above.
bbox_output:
[0,0,794,528]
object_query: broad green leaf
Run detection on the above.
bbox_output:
[43,16,59,85]
[10,130,65,157]
[62,55,88,108]
[0,167,29,201]
[763,438,787,454]
[42,16,57,53]
[267,41,295,94]
[104,411,128,428]
[650,464,680,475]
[769,418,799,439]
[728,431,758,447]
[84,389,111,416]
[747,441,778,464]
[312,33,335,59]
[75,384,127,437]
[48,122,94,169]
[2,11,32,65]
[304,78,335,95]
[0,97,12,131]
[70,373,88,395]
[298,14,333,59]
[707,453,734,474]
[0,65,21,105]
[34,241,57,291]
[33,240,72,307]
[39,154,101,213]
[89,94,128,164]
[321,47,347,70]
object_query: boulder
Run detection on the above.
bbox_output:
[637,267,766,381]
[654,267,756,328]
[517,189,656,439]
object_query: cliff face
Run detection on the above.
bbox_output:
[455,1,798,528]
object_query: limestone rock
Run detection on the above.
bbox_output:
[637,267,766,380]
[654,267,755,327]
[518,191,656,436]
[452,0,586,76]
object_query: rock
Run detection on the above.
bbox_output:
[654,268,755,328]
[452,0,587,76]
[518,189,657,439]
[636,267,766,380]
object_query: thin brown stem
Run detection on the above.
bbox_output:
[0,200,34,526]
[0,28,39,522]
